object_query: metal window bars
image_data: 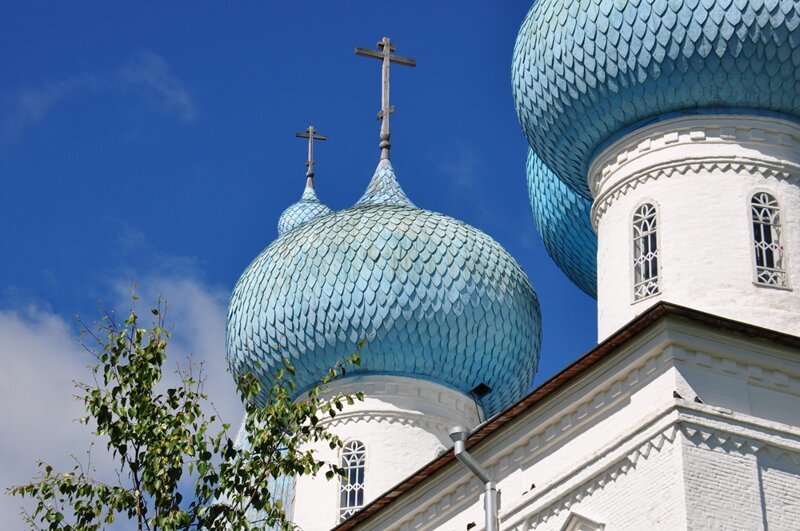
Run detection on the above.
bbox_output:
[633,203,660,300]
[752,192,787,287]
[339,441,366,521]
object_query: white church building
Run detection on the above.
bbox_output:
[225,1,800,529]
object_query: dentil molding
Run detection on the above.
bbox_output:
[588,115,800,227]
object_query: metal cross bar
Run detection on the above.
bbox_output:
[295,125,327,179]
[354,47,416,67]
[355,36,416,160]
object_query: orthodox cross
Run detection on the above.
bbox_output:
[295,125,327,183]
[355,37,416,160]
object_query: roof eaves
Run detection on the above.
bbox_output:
[334,301,800,530]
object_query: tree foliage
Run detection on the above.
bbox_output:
[9,298,362,530]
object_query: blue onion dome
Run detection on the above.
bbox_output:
[527,149,597,298]
[227,159,542,417]
[512,0,800,198]
[276,178,332,236]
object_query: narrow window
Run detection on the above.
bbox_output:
[752,192,787,287]
[339,441,365,521]
[633,203,660,300]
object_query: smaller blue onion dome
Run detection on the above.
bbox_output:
[513,0,800,198]
[276,177,332,236]
[527,149,597,298]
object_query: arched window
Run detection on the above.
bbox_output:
[632,203,660,300]
[752,192,787,287]
[339,440,365,521]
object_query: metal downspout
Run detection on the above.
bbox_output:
[448,426,499,531]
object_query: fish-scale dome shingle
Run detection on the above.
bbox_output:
[513,0,800,198]
[227,160,542,416]
[527,150,597,298]
[277,185,332,236]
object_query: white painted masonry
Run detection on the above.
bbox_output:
[588,114,800,341]
[292,375,482,531]
[322,114,800,531]
[350,315,800,530]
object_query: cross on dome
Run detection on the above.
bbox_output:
[277,125,332,236]
[295,125,327,186]
[355,37,416,160]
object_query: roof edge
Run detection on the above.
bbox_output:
[335,301,800,530]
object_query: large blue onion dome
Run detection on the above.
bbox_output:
[512,0,800,198]
[527,149,597,298]
[276,178,332,236]
[227,159,542,417]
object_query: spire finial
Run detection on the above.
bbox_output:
[295,125,327,188]
[355,37,416,160]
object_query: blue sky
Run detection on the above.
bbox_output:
[0,2,596,520]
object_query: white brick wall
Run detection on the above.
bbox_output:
[758,449,800,530]
[291,375,481,531]
[352,320,800,531]
[589,114,800,341]
[682,438,763,529]
[527,431,686,531]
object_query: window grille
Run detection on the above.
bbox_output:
[339,441,366,521]
[633,203,659,300]
[752,192,787,287]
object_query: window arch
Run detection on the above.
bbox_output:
[751,192,787,287]
[339,440,366,521]
[632,202,660,301]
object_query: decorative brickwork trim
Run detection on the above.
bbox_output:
[589,116,800,227]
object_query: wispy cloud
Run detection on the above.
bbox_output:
[120,51,197,124]
[114,223,207,280]
[0,77,88,143]
[438,142,479,193]
[0,274,240,527]
[436,142,501,228]
[0,51,196,143]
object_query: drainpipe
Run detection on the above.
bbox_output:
[448,426,499,531]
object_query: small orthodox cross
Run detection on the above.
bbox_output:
[295,125,327,181]
[355,36,416,160]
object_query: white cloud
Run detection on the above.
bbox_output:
[109,274,242,426]
[0,50,196,142]
[0,306,99,523]
[120,51,198,124]
[0,77,87,142]
[0,276,241,527]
